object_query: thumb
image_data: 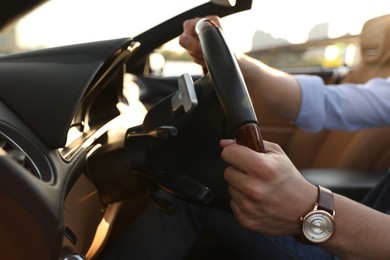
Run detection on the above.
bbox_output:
[220,139,235,148]
[179,35,200,52]
[179,35,206,69]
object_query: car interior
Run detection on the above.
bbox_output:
[0,0,389,259]
[285,13,390,201]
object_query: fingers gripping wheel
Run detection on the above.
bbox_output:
[195,18,265,152]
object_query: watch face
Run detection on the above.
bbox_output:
[302,210,335,243]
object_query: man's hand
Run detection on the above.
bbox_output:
[220,139,317,236]
[179,15,222,69]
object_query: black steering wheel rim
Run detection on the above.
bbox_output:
[195,18,265,152]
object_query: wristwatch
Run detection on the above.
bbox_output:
[300,185,335,244]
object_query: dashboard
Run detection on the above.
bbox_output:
[0,37,143,259]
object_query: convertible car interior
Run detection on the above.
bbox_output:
[0,0,389,259]
[274,13,390,201]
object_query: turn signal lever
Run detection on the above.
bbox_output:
[134,168,213,206]
[126,125,213,209]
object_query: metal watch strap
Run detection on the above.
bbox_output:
[317,185,334,215]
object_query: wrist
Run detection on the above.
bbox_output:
[297,185,336,245]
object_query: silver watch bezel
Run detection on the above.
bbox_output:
[301,209,335,243]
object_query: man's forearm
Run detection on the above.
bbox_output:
[236,54,302,122]
[322,194,390,259]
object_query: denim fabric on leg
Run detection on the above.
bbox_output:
[100,190,205,260]
[204,207,338,260]
[100,190,338,260]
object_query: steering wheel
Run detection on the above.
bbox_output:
[126,18,265,211]
[195,18,265,153]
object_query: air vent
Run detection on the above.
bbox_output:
[0,135,42,180]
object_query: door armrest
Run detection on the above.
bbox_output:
[301,169,385,201]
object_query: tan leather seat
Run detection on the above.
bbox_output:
[284,14,390,171]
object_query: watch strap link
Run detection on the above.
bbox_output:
[317,185,334,215]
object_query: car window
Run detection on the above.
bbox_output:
[2,0,390,74]
[159,0,390,75]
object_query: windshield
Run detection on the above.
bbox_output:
[3,0,390,70]
[11,0,390,51]
[15,0,208,50]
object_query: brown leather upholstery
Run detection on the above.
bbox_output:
[285,14,390,171]
[344,14,390,82]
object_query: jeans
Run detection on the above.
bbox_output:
[100,190,337,260]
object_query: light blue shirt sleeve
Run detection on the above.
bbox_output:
[294,75,390,132]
